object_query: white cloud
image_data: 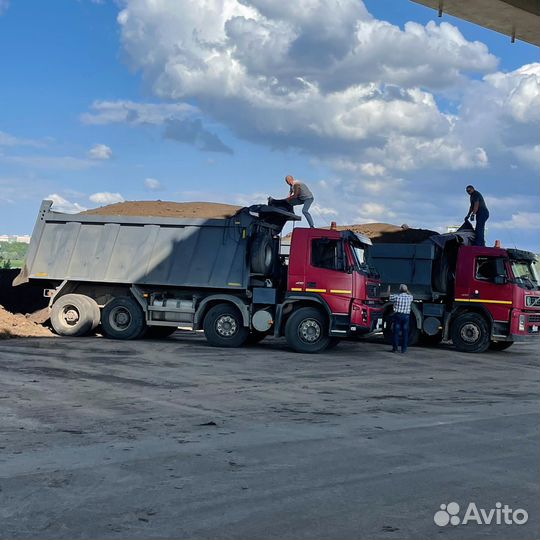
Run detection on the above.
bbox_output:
[144,178,161,190]
[88,143,113,160]
[116,0,499,173]
[81,100,196,125]
[0,130,43,147]
[1,155,95,170]
[490,212,540,231]
[89,192,125,205]
[47,194,87,213]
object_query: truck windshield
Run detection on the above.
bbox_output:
[510,260,539,290]
[351,244,366,265]
[350,242,378,277]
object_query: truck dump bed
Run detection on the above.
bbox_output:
[367,243,437,300]
[15,200,298,290]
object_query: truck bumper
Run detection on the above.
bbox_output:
[348,305,383,334]
[507,333,540,343]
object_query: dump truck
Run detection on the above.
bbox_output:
[367,230,540,352]
[15,200,382,353]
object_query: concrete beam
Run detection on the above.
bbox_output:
[411,0,540,46]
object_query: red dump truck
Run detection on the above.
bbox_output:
[367,231,540,353]
[15,200,382,353]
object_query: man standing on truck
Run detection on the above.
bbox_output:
[389,284,414,354]
[285,175,315,228]
[465,185,490,246]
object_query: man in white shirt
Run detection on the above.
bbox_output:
[389,284,414,353]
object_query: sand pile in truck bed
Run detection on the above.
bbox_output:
[332,223,438,243]
[284,223,438,243]
[0,305,54,339]
[81,201,242,219]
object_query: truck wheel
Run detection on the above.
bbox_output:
[285,307,331,353]
[451,313,490,353]
[250,234,274,274]
[203,303,249,347]
[145,326,178,339]
[101,296,146,340]
[85,297,101,332]
[50,294,96,337]
[382,311,419,346]
[489,341,514,351]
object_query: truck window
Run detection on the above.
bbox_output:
[476,257,504,282]
[312,239,343,271]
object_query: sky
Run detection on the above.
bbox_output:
[0,0,538,251]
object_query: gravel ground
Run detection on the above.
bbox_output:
[0,333,538,539]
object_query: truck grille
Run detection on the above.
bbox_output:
[367,284,380,299]
[528,314,540,323]
[526,296,540,308]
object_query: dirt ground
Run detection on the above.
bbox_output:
[81,201,242,219]
[0,333,537,539]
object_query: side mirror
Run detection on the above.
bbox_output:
[494,276,507,285]
[346,264,355,274]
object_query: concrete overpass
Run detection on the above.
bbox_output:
[411,0,540,46]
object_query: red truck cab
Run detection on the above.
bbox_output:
[277,227,382,352]
[452,246,540,350]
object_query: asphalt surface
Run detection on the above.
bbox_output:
[0,332,538,539]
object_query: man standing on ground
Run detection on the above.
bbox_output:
[389,284,414,354]
[285,175,315,228]
[465,185,490,246]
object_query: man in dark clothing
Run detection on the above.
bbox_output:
[285,175,315,227]
[465,185,490,246]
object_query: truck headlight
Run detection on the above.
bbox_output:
[519,314,525,331]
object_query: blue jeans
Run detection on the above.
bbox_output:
[291,197,315,227]
[392,313,410,353]
[474,209,489,246]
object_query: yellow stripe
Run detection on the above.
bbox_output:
[306,288,327,293]
[227,282,242,287]
[330,289,352,294]
[290,287,303,291]
[455,298,512,305]
[33,272,48,277]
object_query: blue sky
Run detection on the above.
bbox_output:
[0,0,538,251]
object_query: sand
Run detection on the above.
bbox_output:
[329,223,438,243]
[284,222,438,244]
[0,305,54,339]
[82,201,242,219]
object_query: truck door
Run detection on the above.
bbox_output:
[308,237,353,314]
[469,255,513,321]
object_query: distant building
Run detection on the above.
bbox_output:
[0,234,31,244]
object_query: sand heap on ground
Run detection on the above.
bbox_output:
[0,305,54,339]
[82,201,242,219]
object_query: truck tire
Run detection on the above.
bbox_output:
[382,311,419,346]
[250,234,274,275]
[489,341,514,352]
[451,313,490,353]
[50,294,96,337]
[145,326,178,339]
[85,297,101,332]
[101,296,146,340]
[203,303,249,348]
[285,307,331,353]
